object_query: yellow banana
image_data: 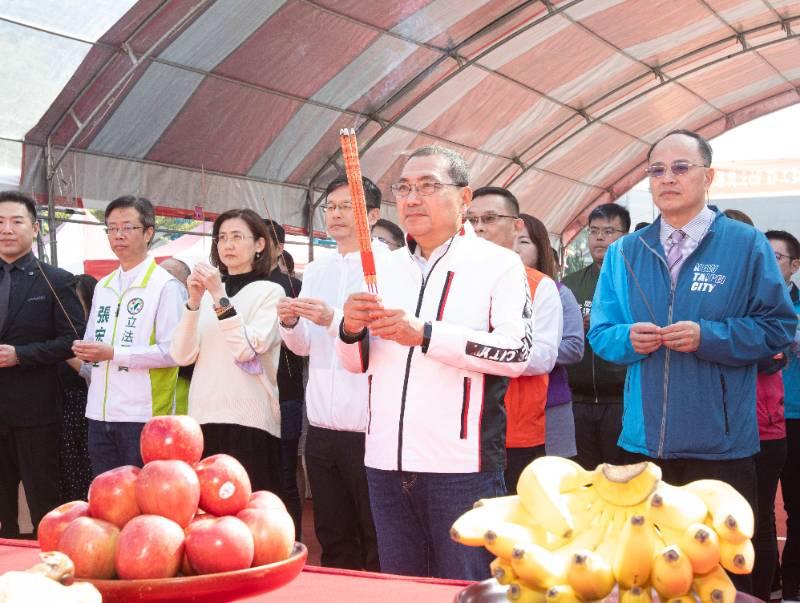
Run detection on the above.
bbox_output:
[613,514,655,588]
[648,482,708,531]
[451,506,499,546]
[719,537,754,574]
[620,586,654,603]
[565,550,615,601]
[592,462,662,507]
[692,563,736,603]
[485,522,546,560]
[683,480,753,543]
[490,556,517,585]
[506,581,547,603]
[551,502,613,561]
[677,522,720,575]
[544,584,581,603]
[651,545,693,599]
[510,542,567,590]
[517,457,594,539]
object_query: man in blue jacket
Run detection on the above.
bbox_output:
[588,130,796,591]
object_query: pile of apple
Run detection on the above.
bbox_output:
[37,416,295,580]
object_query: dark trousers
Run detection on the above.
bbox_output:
[366,468,504,580]
[782,418,800,598]
[305,426,378,571]
[87,419,144,477]
[752,438,786,602]
[572,402,626,470]
[202,423,281,493]
[505,445,546,495]
[621,451,757,594]
[0,422,62,537]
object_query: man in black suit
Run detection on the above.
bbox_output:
[0,191,85,537]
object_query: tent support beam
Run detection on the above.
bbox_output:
[44,143,58,266]
[45,0,210,181]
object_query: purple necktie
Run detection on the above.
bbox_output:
[667,229,686,283]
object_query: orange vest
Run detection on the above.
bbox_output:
[504,267,549,448]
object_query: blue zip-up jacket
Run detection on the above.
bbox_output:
[785,282,800,419]
[588,210,797,460]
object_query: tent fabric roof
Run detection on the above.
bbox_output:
[14,0,800,241]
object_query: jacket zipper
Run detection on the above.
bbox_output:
[101,300,122,421]
[720,374,730,434]
[639,229,714,457]
[460,377,471,439]
[396,242,454,471]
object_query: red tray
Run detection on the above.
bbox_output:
[78,543,307,603]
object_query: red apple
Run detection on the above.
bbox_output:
[185,516,254,574]
[179,514,217,576]
[247,490,287,513]
[38,500,90,552]
[140,415,204,464]
[237,507,295,566]
[195,454,252,516]
[88,465,141,528]
[58,516,119,579]
[135,460,200,527]
[115,515,185,579]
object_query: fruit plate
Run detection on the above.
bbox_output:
[453,579,764,603]
[78,542,307,603]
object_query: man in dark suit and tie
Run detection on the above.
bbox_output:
[0,191,85,537]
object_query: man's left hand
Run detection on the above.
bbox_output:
[368,309,425,347]
[0,345,18,367]
[660,321,701,353]
[72,341,115,362]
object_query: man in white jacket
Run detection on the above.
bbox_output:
[73,196,183,476]
[277,175,382,571]
[338,146,532,580]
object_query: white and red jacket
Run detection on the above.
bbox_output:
[336,225,532,473]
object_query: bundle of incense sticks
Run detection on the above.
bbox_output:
[339,128,378,294]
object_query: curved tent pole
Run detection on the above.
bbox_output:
[46,0,211,181]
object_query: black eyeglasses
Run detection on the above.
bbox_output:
[774,251,798,262]
[645,160,707,178]
[465,213,518,226]
[588,227,626,238]
[391,182,462,198]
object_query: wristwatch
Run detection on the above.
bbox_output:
[214,297,231,314]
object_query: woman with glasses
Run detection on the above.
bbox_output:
[515,214,584,460]
[171,209,284,494]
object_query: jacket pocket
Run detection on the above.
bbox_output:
[460,377,471,439]
[720,374,729,435]
[367,375,373,435]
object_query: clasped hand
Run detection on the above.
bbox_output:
[630,321,701,355]
[187,263,224,308]
[342,293,424,347]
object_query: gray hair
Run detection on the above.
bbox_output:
[408,145,470,186]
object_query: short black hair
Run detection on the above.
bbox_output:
[0,191,37,222]
[325,175,381,210]
[372,218,405,248]
[263,219,285,244]
[587,203,631,233]
[471,186,520,216]
[723,209,754,226]
[765,230,800,260]
[105,196,156,231]
[634,221,650,231]
[647,129,713,166]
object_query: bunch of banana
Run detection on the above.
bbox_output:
[450,457,754,602]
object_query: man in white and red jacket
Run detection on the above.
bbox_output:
[338,145,532,580]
